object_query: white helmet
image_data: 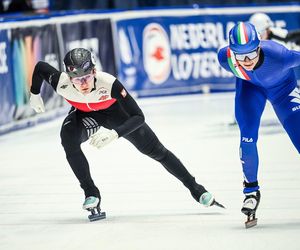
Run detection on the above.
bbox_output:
[249,13,274,34]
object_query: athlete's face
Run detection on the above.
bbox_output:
[235,48,260,71]
[70,70,95,95]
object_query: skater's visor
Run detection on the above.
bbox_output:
[234,48,259,61]
[71,73,94,85]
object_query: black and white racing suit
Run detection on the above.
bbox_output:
[31,61,206,201]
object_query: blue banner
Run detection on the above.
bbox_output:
[114,10,300,97]
[0,29,15,126]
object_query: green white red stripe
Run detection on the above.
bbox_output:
[226,48,250,80]
[237,22,249,45]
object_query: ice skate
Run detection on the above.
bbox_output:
[241,190,261,228]
[83,196,106,222]
[199,192,225,209]
[188,181,225,209]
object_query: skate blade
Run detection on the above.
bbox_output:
[212,200,226,209]
[245,218,257,229]
[88,211,106,222]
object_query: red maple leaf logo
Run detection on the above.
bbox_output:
[151,47,164,61]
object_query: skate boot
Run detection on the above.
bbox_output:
[83,196,106,222]
[241,190,261,228]
[185,178,225,208]
[199,192,225,208]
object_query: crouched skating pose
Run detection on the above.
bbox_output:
[30,48,224,220]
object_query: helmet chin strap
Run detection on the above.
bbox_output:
[91,75,96,91]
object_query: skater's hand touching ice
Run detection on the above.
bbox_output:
[29,93,45,113]
[89,128,118,149]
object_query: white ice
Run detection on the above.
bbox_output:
[0,92,300,250]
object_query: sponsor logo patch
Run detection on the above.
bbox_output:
[99,95,109,101]
[120,88,127,98]
[289,88,300,111]
[97,87,108,94]
[242,137,253,143]
[60,84,68,89]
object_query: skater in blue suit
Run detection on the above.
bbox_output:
[218,22,300,227]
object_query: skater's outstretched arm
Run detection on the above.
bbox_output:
[30,62,61,113]
[31,61,61,94]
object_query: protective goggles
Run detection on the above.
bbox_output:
[71,73,94,85]
[234,49,259,61]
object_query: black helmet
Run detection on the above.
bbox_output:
[63,48,95,77]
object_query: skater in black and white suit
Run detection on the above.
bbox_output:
[30,48,223,219]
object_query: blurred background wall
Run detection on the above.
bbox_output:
[0,0,295,14]
[0,0,299,135]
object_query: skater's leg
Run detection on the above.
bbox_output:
[282,113,300,153]
[235,80,266,226]
[272,87,300,154]
[235,79,266,194]
[60,111,100,199]
[124,123,208,202]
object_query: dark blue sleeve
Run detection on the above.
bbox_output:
[283,47,300,69]
[218,46,232,73]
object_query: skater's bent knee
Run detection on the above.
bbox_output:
[61,135,81,153]
[60,127,82,150]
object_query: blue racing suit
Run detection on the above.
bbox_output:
[218,40,300,193]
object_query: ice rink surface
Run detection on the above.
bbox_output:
[1,92,300,250]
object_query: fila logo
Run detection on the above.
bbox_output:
[242,137,253,142]
[289,88,300,104]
